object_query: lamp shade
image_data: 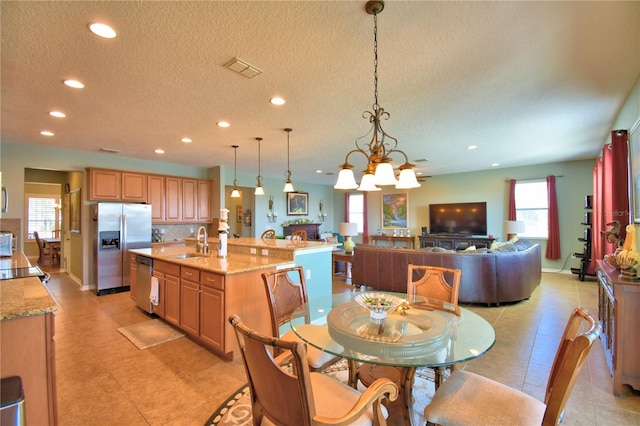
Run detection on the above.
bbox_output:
[358,173,381,191]
[504,220,525,234]
[374,162,397,186]
[335,169,358,190]
[396,168,421,189]
[340,222,358,237]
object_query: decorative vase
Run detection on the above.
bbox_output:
[343,236,355,254]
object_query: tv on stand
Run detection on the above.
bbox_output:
[428,202,487,236]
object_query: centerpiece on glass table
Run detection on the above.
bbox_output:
[355,292,403,321]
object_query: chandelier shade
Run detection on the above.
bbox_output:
[230,145,241,198]
[334,0,421,192]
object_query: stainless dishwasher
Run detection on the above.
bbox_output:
[135,255,153,313]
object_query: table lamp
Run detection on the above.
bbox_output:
[504,220,525,240]
[340,222,358,254]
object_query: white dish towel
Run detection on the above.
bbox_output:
[149,276,159,306]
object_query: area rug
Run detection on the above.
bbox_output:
[117,319,185,350]
[204,360,437,426]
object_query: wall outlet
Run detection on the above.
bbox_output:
[306,269,311,279]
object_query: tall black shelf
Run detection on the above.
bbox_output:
[571,195,595,281]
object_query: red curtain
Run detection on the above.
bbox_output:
[507,179,516,239]
[591,130,630,270]
[546,175,561,259]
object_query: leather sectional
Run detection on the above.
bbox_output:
[351,243,541,305]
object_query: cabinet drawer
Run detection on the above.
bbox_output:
[181,266,200,281]
[153,260,180,276]
[201,271,224,290]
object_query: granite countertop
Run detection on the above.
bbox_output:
[0,252,58,321]
[129,245,295,275]
[184,236,339,253]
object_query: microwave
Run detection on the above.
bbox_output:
[0,231,14,257]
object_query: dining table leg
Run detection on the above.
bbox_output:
[347,359,359,389]
[400,367,417,425]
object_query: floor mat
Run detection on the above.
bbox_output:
[117,319,185,350]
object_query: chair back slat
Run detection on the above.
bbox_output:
[407,265,461,315]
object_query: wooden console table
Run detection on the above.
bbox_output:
[283,223,321,240]
[596,260,640,395]
[418,235,494,250]
[332,250,353,284]
[370,235,415,249]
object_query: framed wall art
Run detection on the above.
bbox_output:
[287,192,308,216]
[382,192,408,229]
[69,189,81,233]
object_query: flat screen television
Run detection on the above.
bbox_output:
[429,202,487,236]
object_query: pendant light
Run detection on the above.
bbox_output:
[254,137,265,195]
[283,128,295,192]
[230,145,240,198]
[334,0,420,191]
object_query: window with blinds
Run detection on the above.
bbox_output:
[26,195,60,239]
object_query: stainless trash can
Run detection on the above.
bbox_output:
[0,376,26,426]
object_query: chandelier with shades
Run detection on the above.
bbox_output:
[334,0,420,191]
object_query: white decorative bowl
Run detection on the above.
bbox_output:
[355,293,403,321]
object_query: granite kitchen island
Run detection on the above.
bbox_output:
[130,238,337,359]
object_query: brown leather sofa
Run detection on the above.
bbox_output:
[351,243,541,305]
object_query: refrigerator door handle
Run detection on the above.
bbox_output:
[121,214,127,252]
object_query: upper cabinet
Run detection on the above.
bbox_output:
[88,168,212,224]
[88,168,147,202]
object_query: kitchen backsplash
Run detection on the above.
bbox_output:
[152,224,213,242]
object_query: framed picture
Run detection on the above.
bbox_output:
[69,189,81,233]
[237,205,242,222]
[382,192,408,229]
[287,191,308,215]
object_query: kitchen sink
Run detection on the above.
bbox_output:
[166,253,205,259]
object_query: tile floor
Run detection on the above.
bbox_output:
[43,268,640,425]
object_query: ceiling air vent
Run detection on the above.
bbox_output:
[224,57,262,78]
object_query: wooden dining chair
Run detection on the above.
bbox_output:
[424,306,601,426]
[291,229,307,241]
[229,314,398,426]
[33,231,53,266]
[261,266,345,372]
[358,265,462,419]
[260,229,276,239]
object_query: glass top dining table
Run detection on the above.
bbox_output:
[288,292,496,425]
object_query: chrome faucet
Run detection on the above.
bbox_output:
[196,226,209,254]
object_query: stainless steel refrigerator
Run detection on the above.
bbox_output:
[91,203,152,295]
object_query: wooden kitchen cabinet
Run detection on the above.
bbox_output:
[180,266,201,336]
[152,260,179,319]
[200,270,224,351]
[596,260,640,395]
[197,179,211,221]
[88,168,121,200]
[147,175,166,222]
[165,177,182,222]
[121,172,147,202]
[151,269,165,317]
[182,179,198,222]
[87,168,147,202]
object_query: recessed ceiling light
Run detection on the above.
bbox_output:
[49,111,66,118]
[315,169,322,174]
[154,149,165,154]
[270,97,286,105]
[491,163,500,167]
[467,145,477,150]
[180,138,192,143]
[63,79,85,89]
[88,22,117,39]
[40,130,54,136]
[217,121,230,128]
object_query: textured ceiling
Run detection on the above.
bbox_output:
[1,1,639,186]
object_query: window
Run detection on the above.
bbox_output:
[515,181,548,238]
[348,193,364,234]
[26,194,60,239]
